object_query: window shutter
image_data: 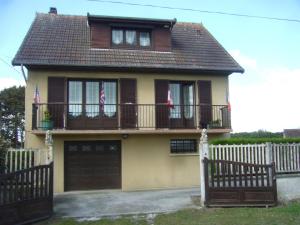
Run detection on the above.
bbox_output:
[48,77,66,129]
[198,80,212,128]
[120,78,137,128]
[155,79,169,128]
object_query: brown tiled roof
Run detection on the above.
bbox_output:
[12,13,244,73]
[283,129,300,138]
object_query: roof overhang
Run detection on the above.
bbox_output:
[87,13,177,29]
[16,63,243,75]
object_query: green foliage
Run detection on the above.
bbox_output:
[231,130,282,138]
[0,86,25,147]
[210,137,300,145]
[0,136,9,174]
[37,202,300,225]
[43,110,51,122]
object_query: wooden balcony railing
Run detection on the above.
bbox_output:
[32,103,231,130]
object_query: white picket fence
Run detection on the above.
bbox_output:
[210,143,300,174]
[5,148,48,173]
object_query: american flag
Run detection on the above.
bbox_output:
[100,86,105,110]
[34,85,40,104]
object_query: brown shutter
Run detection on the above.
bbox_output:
[120,78,137,128]
[198,80,212,128]
[155,79,169,128]
[48,77,66,129]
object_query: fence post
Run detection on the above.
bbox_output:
[45,130,54,164]
[266,142,273,164]
[200,129,209,206]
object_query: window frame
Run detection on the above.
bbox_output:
[169,81,195,119]
[67,78,118,118]
[170,139,198,154]
[111,27,152,49]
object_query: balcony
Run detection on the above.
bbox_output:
[32,103,231,134]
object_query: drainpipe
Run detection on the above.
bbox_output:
[20,64,27,84]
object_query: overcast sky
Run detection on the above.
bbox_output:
[0,0,300,132]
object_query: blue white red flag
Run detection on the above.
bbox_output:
[34,85,40,104]
[167,88,174,109]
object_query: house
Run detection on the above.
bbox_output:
[12,8,244,193]
[283,129,300,138]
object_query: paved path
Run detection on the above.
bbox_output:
[54,188,200,218]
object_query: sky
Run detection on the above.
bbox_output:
[0,0,300,132]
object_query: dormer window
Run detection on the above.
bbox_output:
[112,29,123,45]
[140,31,150,47]
[125,30,137,45]
[111,28,151,48]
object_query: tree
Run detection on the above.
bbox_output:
[0,86,25,148]
[0,136,9,174]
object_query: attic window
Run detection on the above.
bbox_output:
[140,32,150,47]
[112,28,151,48]
[112,29,123,45]
[125,30,137,45]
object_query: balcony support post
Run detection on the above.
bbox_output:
[199,129,209,206]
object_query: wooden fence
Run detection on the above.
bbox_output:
[0,162,53,225]
[210,143,300,174]
[204,158,277,206]
[4,148,48,173]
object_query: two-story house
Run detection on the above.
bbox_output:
[13,8,244,193]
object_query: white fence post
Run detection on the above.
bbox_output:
[200,129,209,206]
[265,142,273,164]
[45,130,53,164]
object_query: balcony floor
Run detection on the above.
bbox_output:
[31,128,231,136]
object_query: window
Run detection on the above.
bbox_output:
[111,28,151,47]
[169,83,181,118]
[125,30,137,45]
[170,139,197,154]
[169,82,194,119]
[103,81,117,117]
[68,80,117,117]
[112,29,123,45]
[69,81,82,116]
[86,81,99,117]
[140,31,151,47]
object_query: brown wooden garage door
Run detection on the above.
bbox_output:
[64,141,121,191]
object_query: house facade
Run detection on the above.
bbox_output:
[13,9,243,193]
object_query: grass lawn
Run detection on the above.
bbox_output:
[37,202,300,225]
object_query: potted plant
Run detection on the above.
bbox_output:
[208,119,221,129]
[41,110,53,130]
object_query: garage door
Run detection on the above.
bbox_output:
[64,141,121,191]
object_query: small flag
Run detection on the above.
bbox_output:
[34,85,40,104]
[226,90,231,112]
[167,88,174,109]
[228,101,231,112]
[100,86,105,110]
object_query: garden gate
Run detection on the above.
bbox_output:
[0,162,53,225]
[203,158,277,206]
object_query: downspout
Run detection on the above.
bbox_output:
[20,64,27,84]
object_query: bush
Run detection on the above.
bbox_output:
[210,137,300,145]
[231,130,282,138]
[0,137,10,174]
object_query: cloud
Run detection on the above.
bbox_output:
[229,50,257,70]
[229,52,300,132]
[0,77,25,90]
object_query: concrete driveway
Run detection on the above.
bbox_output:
[54,188,200,218]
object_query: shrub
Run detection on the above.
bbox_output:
[210,137,300,145]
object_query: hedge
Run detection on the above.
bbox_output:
[210,138,300,145]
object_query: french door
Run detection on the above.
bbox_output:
[169,82,195,129]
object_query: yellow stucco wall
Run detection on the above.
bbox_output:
[24,70,229,193]
[28,133,224,193]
